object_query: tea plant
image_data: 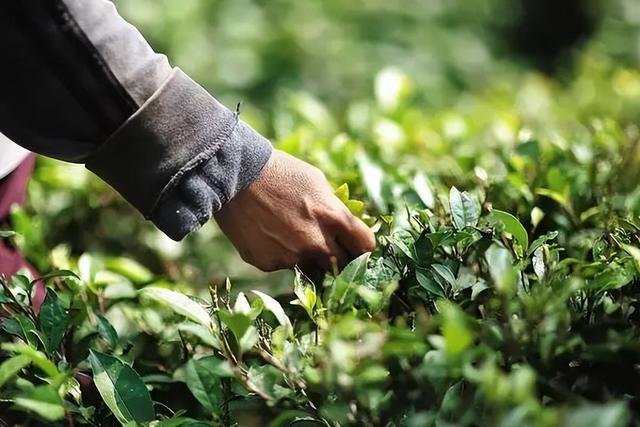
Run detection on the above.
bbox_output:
[2,1,640,424]
[2,106,640,424]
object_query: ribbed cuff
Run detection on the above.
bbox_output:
[86,68,272,240]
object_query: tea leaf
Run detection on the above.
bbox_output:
[0,355,30,388]
[449,187,479,229]
[140,287,212,328]
[252,290,293,334]
[14,385,65,421]
[184,356,227,414]
[89,350,155,424]
[96,315,118,348]
[492,209,529,252]
[39,290,67,354]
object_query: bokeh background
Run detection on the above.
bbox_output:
[16,0,640,291]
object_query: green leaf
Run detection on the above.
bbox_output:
[12,274,31,291]
[449,187,479,230]
[485,244,517,295]
[139,287,212,328]
[431,264,457,290]
[177,322,221,349]
[1,315,38,347]
[527,231,558,257]
[439,301,473,355]
[413,172,435,208]
[89,350,155,424]
[471,280,490,300]
[0,355,30,388]
[345,199,366,217]
[291,270,317,320]
[104,257,154,284]
[246,364,280,400]
[13,384,65,421]
[155,417,212,427]
[238,325,259,352]
[334,183,350,203]
[535,188,571,211]
[2,343,60,378]
[96,315,118,348]
[416,268,445,298]
[337,252,370,285]
[184,356,228,413]
[589,262,635,293]
[252,290,293,334]
[218,310,252,342]
[388,230,419,263]
[357,152,386,211]
[39,290,68,354]
[78,253,99,285]
[492,209,529,252]
[622,244,640,273]
[328,252,370,308]
[0,230,16,238]
[36,269,80,282]
[233,291,252,315]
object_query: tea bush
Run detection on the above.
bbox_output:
[2,0,640,426]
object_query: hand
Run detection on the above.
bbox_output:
[214,150,376,272]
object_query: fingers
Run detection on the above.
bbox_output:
[326,237,351,270]
[326,205,376,258]
[298,233,349,274]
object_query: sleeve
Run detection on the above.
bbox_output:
[0,0,273,240]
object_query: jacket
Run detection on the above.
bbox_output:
[0,0,273,240]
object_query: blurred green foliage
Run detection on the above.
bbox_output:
[2,0,640,425]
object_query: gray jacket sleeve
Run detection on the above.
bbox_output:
[0,0,272,240]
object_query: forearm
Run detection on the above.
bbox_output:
[0,0,272,240]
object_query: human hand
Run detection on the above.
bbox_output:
[214,150,376,272]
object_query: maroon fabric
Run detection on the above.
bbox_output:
[0,155,36,219]
[0,154,38,278]
[0,154,47,314]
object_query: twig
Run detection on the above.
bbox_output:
[257,347,306,389]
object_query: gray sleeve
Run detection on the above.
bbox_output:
[0,0,272,240]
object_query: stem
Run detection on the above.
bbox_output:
[232,365,273,401]
[97,290,105,316]
[257,347,306,389]
[221,377,232,427]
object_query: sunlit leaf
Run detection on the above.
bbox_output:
[252,290,293,334]
[0,355,30,388]
[449,187,479,230]
[139,287,212,328]
[218,310,252,342]
[177,322,221,349]
[328,252,370,309]
[492,209,529,252]
[14,384,65,421]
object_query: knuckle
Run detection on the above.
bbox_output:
[337,208,355,226]
[320,205,348,225]
[292,227,309,242]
